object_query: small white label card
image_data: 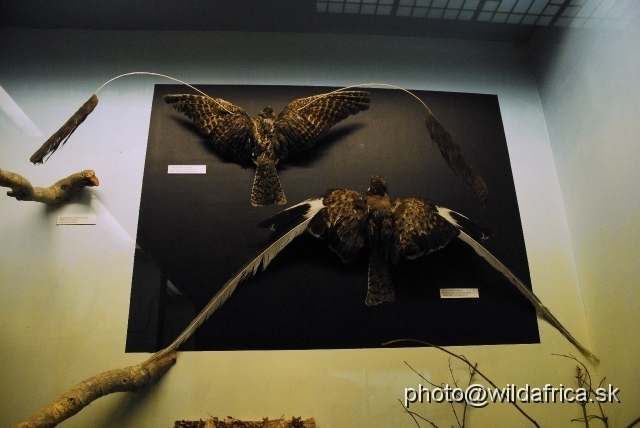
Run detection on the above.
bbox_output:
[168,165,206,174]
[440,288,480,299]
[57,215,97,225]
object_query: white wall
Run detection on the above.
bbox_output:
[1,28,593,427]
[532,18,640,427]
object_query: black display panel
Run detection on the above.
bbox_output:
[126,84,538,352]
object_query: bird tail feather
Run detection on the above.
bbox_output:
[365,243,395,306]
[30,94,99,164]
[426,112,488,204]
[150,200,324,361]
[436,206,493,241]
[250,155,286,206]
[257,199,324,235]
[456,230,599,363]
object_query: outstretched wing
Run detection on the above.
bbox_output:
[390,198,458,263]
[164,94,255,163]
[310,188,369,263]
[390,198,492,264]
[259,188,369,264]
[274,90,371,159]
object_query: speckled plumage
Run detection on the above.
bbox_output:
[164,91,370,206]
[256,176,598,361]
[390,197,459,263]
[262,175,489,305]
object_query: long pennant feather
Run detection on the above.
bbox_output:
[319,83,490,204]
[437,206,598,362]
[426,111,488,203]
[30,94,99,164]
[438,206,597,361]
[458,230,598,362]
[150,200,324,361]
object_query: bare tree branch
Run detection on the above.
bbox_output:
[385,339,540,427]
[12,351,177,428]
[0,168,99,204]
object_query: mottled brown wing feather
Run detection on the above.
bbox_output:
[425,112,488,203]
[274,90,371,159]
[307,188,368,263]
[390,197,460,264]
[164,94,255,163]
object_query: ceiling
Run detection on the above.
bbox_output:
[0,0,636,44]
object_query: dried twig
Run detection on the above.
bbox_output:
[461,363,478,428]
[404,356,476,428]
[552,353,610,428]
[385,339,540,427]
[404,361,441,389]
[446,358,463,428]
[577,365,591,428]
[398,399,439,428]
[626,416,640,428]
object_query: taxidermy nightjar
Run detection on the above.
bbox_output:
[261,175,491,306]
[253,175,597,360]
[151,175,597,364]
[27,77,486,206]
[27,75,487,207]
[155,175,598,362]
[163,90,371,206]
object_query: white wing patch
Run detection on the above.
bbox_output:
[436,205,463,227]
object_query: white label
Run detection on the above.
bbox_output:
[168,165,206,174]
[57,215,97,225]
[440,288,479,299]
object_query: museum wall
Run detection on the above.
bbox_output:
[1,28,596,426]
[531,18,640,426]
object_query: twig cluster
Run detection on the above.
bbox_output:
[386,339,540,427]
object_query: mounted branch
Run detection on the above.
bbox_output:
[12,351,177,428]
[0,169,99,204]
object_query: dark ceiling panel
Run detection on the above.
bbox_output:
[5,0,633,43]
[0,1,314,32]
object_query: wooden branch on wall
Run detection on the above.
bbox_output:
[12,351,177,428]
[0,169,99,204]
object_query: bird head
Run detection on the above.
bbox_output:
[258,107,275,119]
[367,175,388,196]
